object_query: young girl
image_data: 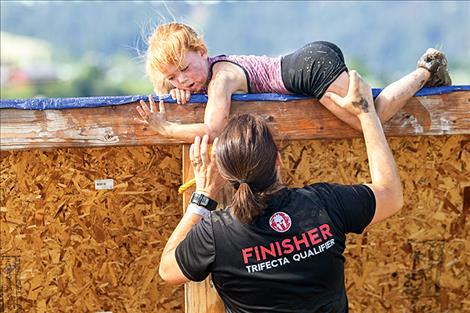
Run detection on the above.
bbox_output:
[136,22,451,140]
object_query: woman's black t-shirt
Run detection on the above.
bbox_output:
[175,183,376,313]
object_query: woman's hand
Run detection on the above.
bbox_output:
[324,70,376,117]
[136,95,174,135]
[170,88,191,105]
[190,135,225,199]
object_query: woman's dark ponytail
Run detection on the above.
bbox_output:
[216,114,283,223]
[231,182,265,223]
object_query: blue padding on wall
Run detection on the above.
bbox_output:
[1,85,469,110]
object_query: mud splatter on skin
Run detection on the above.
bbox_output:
[352,98,369,113]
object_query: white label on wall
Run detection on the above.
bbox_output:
[95,179,114,190]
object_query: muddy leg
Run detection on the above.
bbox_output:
[375,68,430,123]
[376,48,451,123]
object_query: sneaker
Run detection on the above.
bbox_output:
[417,48,452,87]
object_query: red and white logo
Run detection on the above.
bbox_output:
[269,212,292,233]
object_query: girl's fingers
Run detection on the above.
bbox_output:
[136,106,147,119]
[149,95,157,113]
[139,99,148,110]
[178,89,185,104]
[169,89,191,104]
[175,89,181,104]
[159,100,166,113]
[133,117,148,124]
[139,99,151,115]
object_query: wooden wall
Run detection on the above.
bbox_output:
[1,145,184,312]
[1,135,468,312]
[281,135,469,313]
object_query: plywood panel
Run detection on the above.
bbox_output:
[1,134,468,312]
[0,146,184,312]
[280,135,469,312]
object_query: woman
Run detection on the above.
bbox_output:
[159,71,403,312]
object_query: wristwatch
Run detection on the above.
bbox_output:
[190,192,218,211]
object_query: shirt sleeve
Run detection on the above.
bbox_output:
[175,214,216,282]
[308,183,376,234]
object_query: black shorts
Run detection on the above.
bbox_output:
[281,41,348,99]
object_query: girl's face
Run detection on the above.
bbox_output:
[161,49,209,92]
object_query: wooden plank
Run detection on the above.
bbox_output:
[182,145,226,313]
[1,91,469,150]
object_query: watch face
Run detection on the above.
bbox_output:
[191,192,216,210]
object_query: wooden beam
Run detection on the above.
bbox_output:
[182,145,227,313]
[1,91,469,151]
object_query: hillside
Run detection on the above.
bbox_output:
[1,1,469,85]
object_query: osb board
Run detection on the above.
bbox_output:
[1,135,469,313]
[0,146,184,313]
[279,135,469,313]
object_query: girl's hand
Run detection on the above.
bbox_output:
[190,135,225,199]
[135,95,174,135]
[170,88,191,105]
[324,70,376,117]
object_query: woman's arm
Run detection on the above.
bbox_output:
[159,135,225,284]
[159,211,203,284]
[325,71,403,225]
[357,107,404,225]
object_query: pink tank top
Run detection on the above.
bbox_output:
[207,55,290,94]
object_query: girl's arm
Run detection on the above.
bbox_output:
[137,62,247,141]
[203,62,248,139]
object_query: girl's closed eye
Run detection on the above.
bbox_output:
[181,65,189,72]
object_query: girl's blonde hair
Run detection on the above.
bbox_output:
[145,23,207,94]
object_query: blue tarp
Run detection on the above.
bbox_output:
[1,85,469,110]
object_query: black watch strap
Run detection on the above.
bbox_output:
[190,192,218,211]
